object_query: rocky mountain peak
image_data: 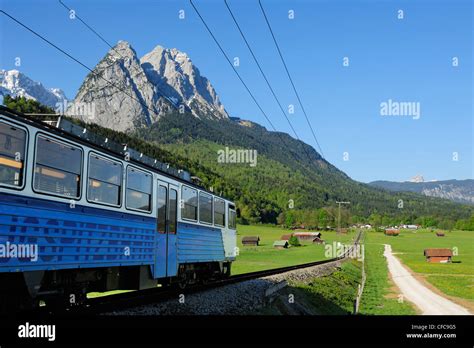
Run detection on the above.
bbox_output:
[67,41,228,132]
[140,45,228,119]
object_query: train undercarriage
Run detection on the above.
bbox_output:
[0,261,232,313]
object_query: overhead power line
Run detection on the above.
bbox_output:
[190,0,317,164]
[224,0,313,163]
[57,0,180,109]
[258,0,325,159]
[58,0,234,121]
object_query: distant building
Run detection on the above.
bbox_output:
[424,249,453,263]
[280,234,293,241]
[242,236,260,246]
[401,224,419,230]
[293,232,322,242]
[273,240,289,249]
[436,232,445,237]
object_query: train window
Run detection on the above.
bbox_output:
[214,198,226,227]
[126,166,152,212]
[181,185,197,220]
[169,188,177,234]
[34,135,82,198]
[87,154,122,206]
[0,121,26,188]
[157,185,167,233]
[228,206,237,230]
[199,192,213,224]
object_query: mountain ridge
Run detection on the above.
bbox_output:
[67,41,228,132]
[2,41,472,226]
[0,69,68,108]
[369,179,474,205]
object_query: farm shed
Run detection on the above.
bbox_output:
[384,229,400,236]
[293,232,322,242]
[242,236,260,246]
[436,232,445,237]
[312,237,325,244]
[424,249,453,263]
[273,240,289,249]
[280,234,293,241]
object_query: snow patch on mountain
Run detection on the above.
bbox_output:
[0,69,68,108]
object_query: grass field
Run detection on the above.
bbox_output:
[290,259,363,314]
[363,229,474,309]
[232,224,356,274]
[359,234,417,315]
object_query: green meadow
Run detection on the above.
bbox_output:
[232,224,356,275]
[364,229,474,304]
[359,235,417,315]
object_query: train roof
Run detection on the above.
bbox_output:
[0,105,232,203]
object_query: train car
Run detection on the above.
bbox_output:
[0,106,237,311]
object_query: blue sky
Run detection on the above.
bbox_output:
[1,0,472,183]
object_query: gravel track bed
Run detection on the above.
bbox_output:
[105,259,344,315]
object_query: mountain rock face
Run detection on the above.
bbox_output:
[0,69,68,108]
[141,45,228,120]
[369,179,474,205]
[67,41,161,132]
[67,41,228,132]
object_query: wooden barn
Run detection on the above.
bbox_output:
[242,236,260,246]
[293,232,322,242]
[424,248,453,263]
[384,229,400,236]
[273,240,289,249]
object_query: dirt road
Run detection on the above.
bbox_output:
[383,244,471,315]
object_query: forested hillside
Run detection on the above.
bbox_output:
[4,97,473,229]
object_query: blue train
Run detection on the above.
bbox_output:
[0,106,237,310]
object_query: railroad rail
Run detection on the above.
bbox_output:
[30,230,362,316]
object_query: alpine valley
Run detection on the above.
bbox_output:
[2,41,473,228]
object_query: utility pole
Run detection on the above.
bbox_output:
[336,201,350,234]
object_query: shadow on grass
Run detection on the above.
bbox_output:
[285,285,352,315]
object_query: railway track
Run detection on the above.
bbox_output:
[30,231,362,316]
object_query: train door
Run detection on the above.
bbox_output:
[155,181,178,278]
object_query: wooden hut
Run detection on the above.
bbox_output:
[280,234,293,241]
[273,240,289,249]
[293,232,322,242]
[424,249,452,263]
[436,232,445,237]
[242,236,260,246]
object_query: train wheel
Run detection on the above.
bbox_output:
[177,276,188,290]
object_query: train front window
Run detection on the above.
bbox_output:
[88,154,122,206]
[126,167,152,212]
[34,135,82,198]
[0,121,26,188]
[214,198,225,227]
[181,186,198,220]
[199,192,213,224]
